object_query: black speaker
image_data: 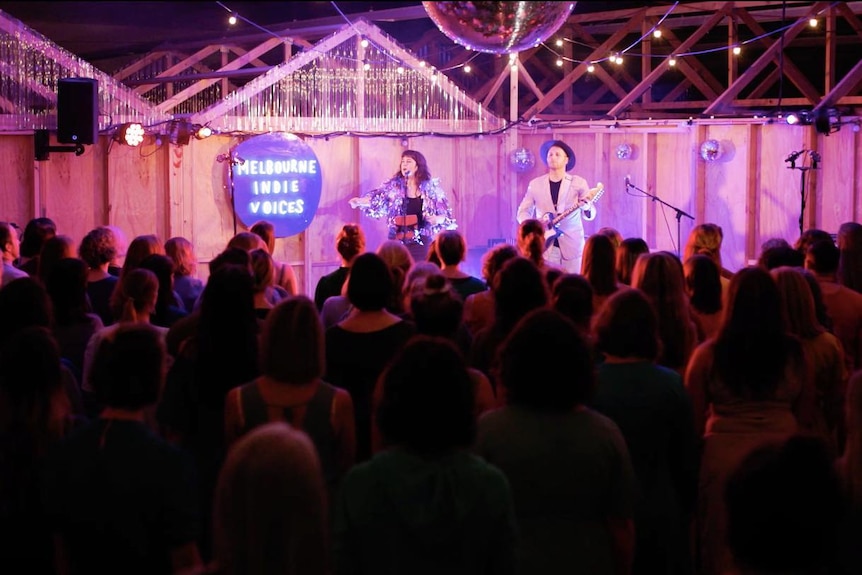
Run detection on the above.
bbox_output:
[57,77,98,145]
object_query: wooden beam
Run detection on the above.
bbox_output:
[705,2,831,114]
[747,68,782,99]
[133,45,221,94]
[734,7,822,104]
[156,37,284,114]
[113,51,170,81]
[660,27,724,98]
[836,2,862,39]
[522,13,646,119]
[481,65,510,108]
[609,6,730,117]
[813,57,862,111]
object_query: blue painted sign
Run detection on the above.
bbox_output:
[231,133,322,238]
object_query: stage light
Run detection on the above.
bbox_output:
[115,123,144,147]
[786,113,800,125]
[194,126,212,140]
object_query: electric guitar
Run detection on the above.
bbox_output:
[543,183,605,249]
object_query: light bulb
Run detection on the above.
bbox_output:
[228,14,237,25]
[653,29,662,38]
[809,18,818,27]
[587,63,595,73]
[733,46,741,55]
[555,38,564,47]
[464,65,471,73]
[556,58,564,67]
[669,57,677,67]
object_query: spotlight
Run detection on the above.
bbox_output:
[115,123,144,147]
[169,120,192,146]
[194,125,213,140]
[786,112,800,125]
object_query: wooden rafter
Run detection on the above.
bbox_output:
[609,6,730,117]
[659,27,724,99]
[814,57,862,110]
[522,12,647,119]
[704,2,831,114]
[133,45,222,94]
[155,37,284,114]
[734,7,822,104]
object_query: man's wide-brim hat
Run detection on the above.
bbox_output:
[540,140,576,172]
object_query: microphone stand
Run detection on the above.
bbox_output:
[625,178,694,257]
[785,150,819,237]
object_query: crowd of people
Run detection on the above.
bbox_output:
[3,210,862,575]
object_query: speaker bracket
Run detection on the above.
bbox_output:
[35,129,85,161]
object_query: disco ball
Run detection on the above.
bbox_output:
[616,143,634,160]
[700,139,723,162]
[509,147,536,173]
[422,1,576,54]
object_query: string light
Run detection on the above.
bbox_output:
[555,38,564,47]
[614,54,624,65]
[360,38,369,48]
[556,58,564,67]
[363,61,371,71]
[228,13,237,25]
[809,18,818,27]
[668,56,677,67]
[587,62,595,73]
[653,29,662,38]
[463,64,471,73]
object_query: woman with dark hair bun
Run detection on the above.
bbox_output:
[314,223,366,311]
[348,149,456,262]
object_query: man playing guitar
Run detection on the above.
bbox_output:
[516,140,601,273]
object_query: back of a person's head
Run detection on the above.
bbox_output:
[249,221,276,253]
[260,296,324,384]
[46,257,90,324]
[517,219,546,266]
[684,254,723,314]
[139,254,176,309]
[79,226,117,269]
[723,266,784,336]
[0,277,53,340]
[214,422,328,575]
[498,308,594,411]
[596,227,622,249]
[201,264,255,322]
[594,288,660,361]
[795,228,833,255]
[684,223,724,266]
[435,230,466,266]
[228,231,266,253]
[632,251,687,307]
[20,217,56,258]
[335,223,365,263]
[92,323,165,410]
[37,235,75,282]
[111,267,158,321]
[493,256,548,330]
[615,237,649,286]
[376,240,413,276]
[551,273,593,331]
[347,252,393,312]
[165,236,197,277]
[758,244,804,270]
[410,274,464,337]
[806,238,840,275]
[250,248,274,293]
[209,247,252,276]
[726,435,842,575]
[481,243,518,286]
[376,336,475,454]
[581,233,617,295]
[771,266,823,339]
[123,234,164,275]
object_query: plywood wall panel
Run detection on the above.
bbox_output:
[650,130,696,253]
[817,128,858,234]
[43,141,102,245]
[0,136,34,227]
[755,124,808,256]
[106,141,167,243]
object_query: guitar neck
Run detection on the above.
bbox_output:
[550,184,604,226]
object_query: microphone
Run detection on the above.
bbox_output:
[216,154,246,165]
[404,169,412,178]
[785,150,804,163]
[624,174,631,188]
